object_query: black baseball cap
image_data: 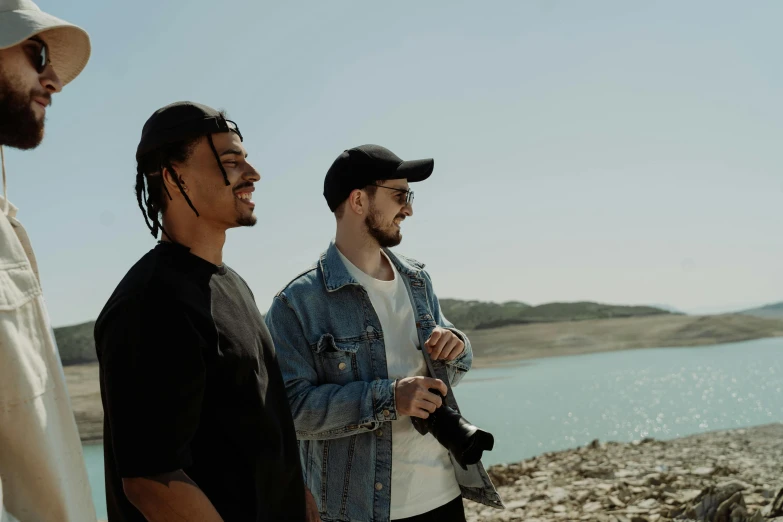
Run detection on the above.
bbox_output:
[135,101,242,161]
[323,144,434,211]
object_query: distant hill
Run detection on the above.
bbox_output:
[467,313,783,366]
[54,321,96,366]
[439,299,531,330]
[440,299,671,330]
[739,302,783,319]
[54,300,673,366]
[648,303,685,314]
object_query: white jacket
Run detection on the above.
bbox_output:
[0,195,96,521]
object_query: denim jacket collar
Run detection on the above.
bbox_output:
[383,247,425,277]
[319,241,359,292]
[320,240,425,292]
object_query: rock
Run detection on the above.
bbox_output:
[609,496,626,508]
[680,489,704,503]
[717,480,752,491]
[769,488,783,517]
[672,483,773,522]
[713,490,744,521]
[504,499,528,510]
[466,424,783,522]
[547,487,569,504]
[576,490,591,502]
[637,498,658,510]
[584,501,603,513]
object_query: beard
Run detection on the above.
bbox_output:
[233,198,257,227]
[237,214,257,227]
[365,201,403,248]
[0,68,45,150]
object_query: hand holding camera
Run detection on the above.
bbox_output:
[395,375,495,470]
[394,376,448,419]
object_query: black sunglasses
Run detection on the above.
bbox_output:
[28,36,50,74]
[371,184,414,205]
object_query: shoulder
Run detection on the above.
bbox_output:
[95,250,199,334]
[384,249,428,280]
[274,264,320,300]
[217,264,252,293]
[388,250,425,272]
[386,250,437,292]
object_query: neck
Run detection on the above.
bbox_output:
[335,222,392,280]
[161,214,226,266]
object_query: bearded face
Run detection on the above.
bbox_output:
[0,39,57,150]
[364,197,404,248]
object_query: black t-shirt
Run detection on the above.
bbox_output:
[95,242,305,521]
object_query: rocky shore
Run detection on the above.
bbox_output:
[466,424,783,522]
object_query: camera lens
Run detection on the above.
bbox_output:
[424,390,495,470]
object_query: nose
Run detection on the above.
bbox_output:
[402,202,413,217]
[40,64,63,94]
[243,161,261,183]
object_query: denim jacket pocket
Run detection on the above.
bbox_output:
[314,334,360,384]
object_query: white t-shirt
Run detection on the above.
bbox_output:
[337,249,461,519]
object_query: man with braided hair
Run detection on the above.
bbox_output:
[95,102,318,522]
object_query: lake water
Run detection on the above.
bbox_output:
[84,338,783,518]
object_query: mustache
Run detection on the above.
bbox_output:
[31,90,52,107]
[233,181,254,193]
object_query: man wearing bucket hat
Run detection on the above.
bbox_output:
[95,102,315,521]
[0,1,94,521]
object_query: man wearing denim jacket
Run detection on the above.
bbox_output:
[265,145,502,522]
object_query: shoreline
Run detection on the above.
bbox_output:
[471,336,778,369]
[468,314,783,368]
[466,424,783,521]
[65,314,783,443]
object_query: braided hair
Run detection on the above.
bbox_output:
[135,129,232,239]
[135,138,201,239]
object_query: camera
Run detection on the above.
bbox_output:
[414,389,495,470]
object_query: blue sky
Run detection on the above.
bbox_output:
[5,0,782,326]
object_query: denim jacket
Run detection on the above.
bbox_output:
[265,242,503,522]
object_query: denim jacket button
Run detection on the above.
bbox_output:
[375,429,383,437]
[375,482,383,491]
[366,325,374,333]
[382,409,390,417]
[338,362,347,371]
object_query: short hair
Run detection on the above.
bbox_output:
[333,184,378,219]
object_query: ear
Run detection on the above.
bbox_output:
[347,188,367,216]
[161,165,187,193]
